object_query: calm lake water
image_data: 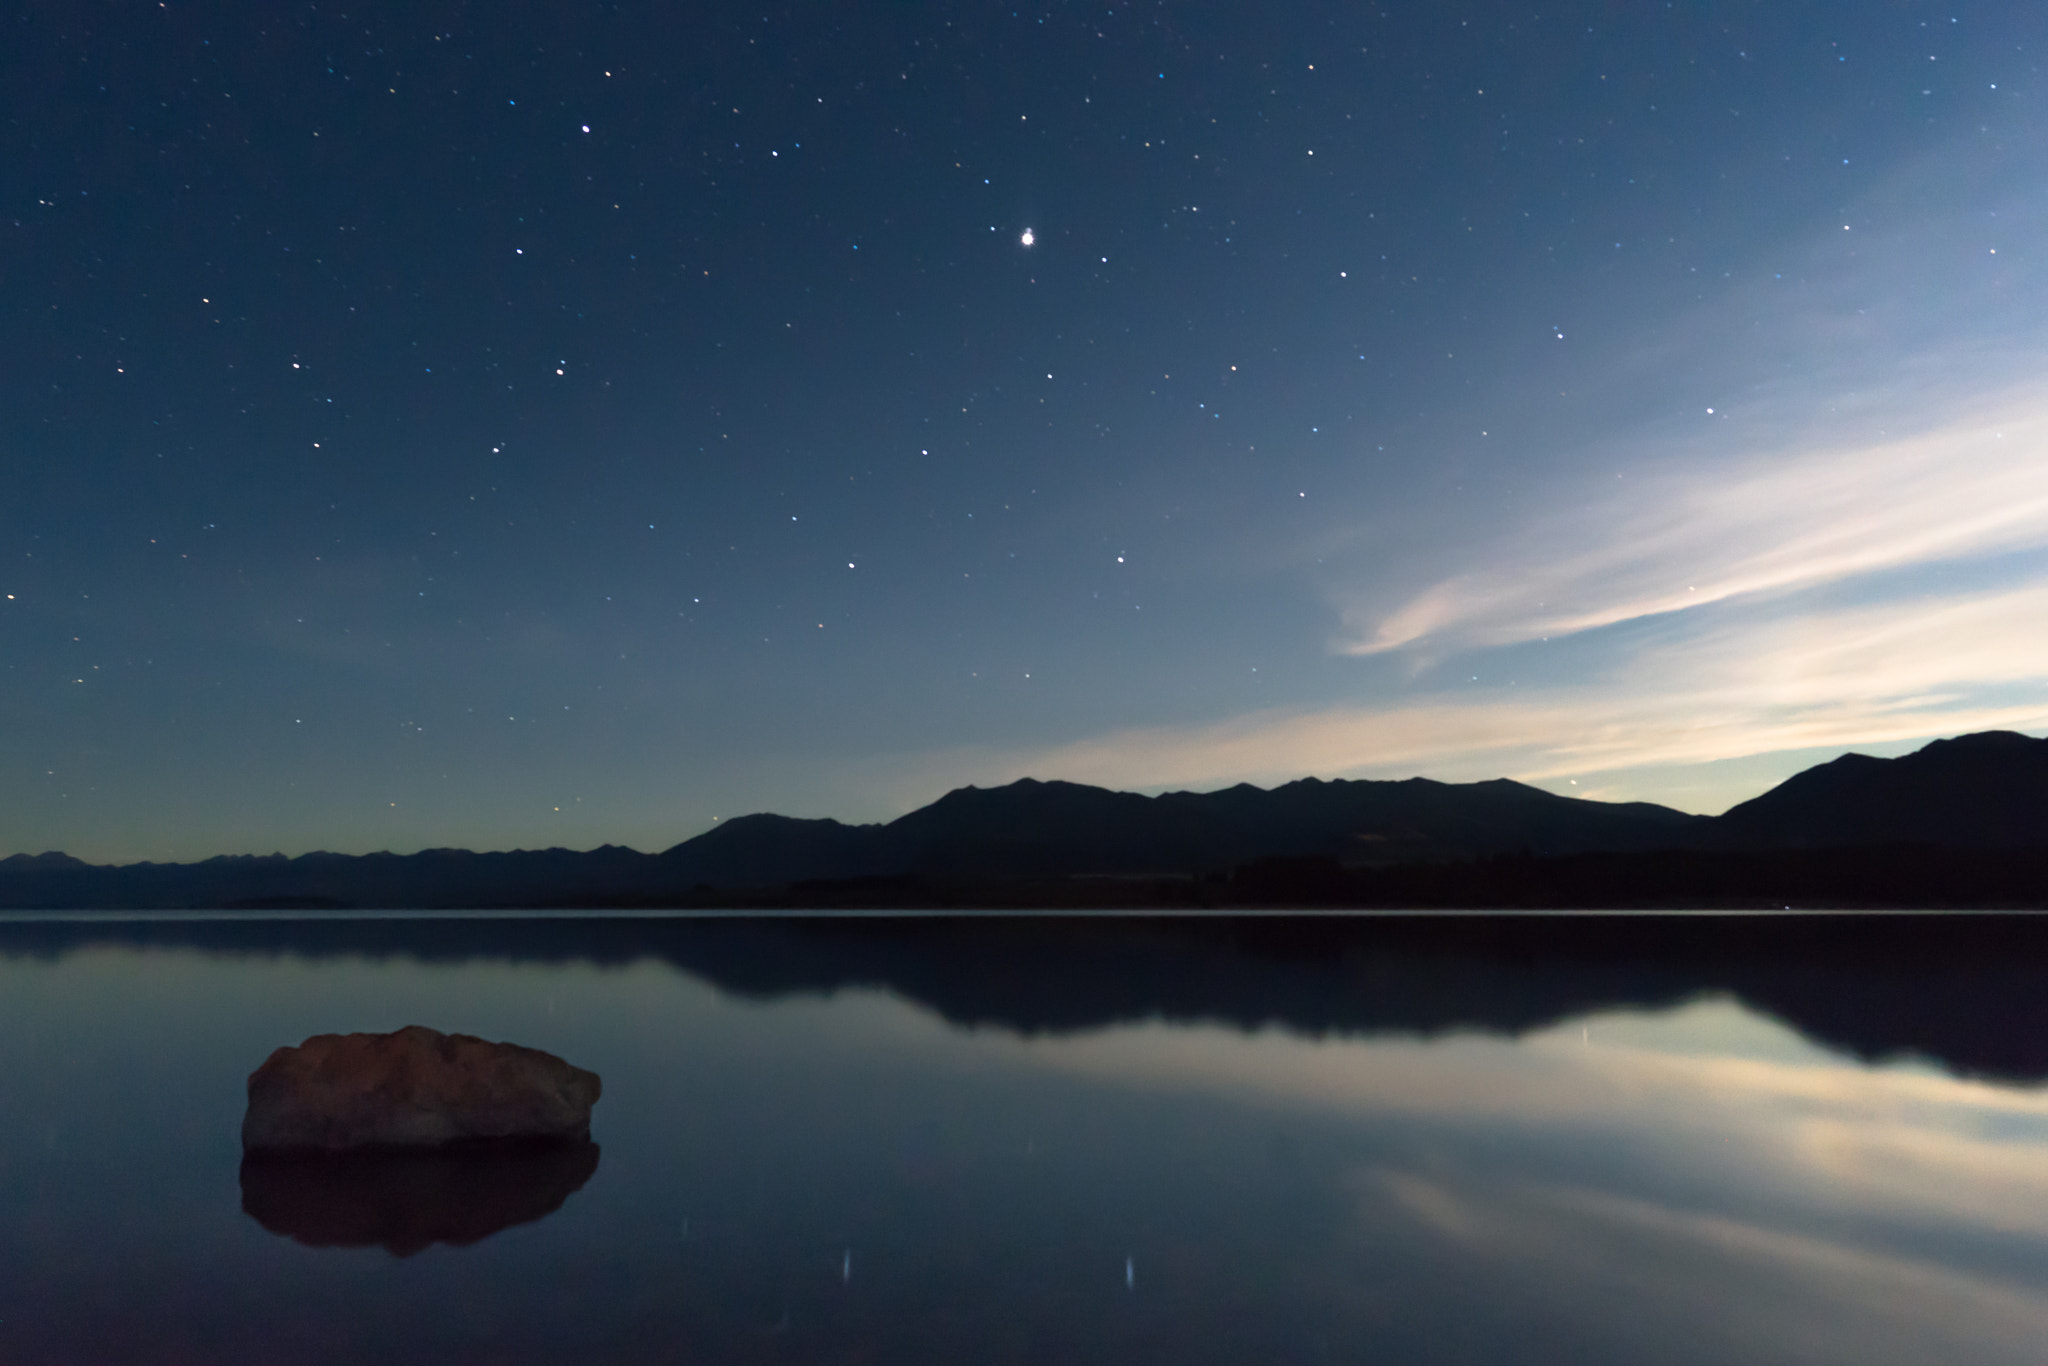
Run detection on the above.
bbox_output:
[2,913,2046,1364]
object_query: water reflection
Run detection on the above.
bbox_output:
[0,915,2042,1363]
[240,1140,602,1255]
[3,912,2046,1078]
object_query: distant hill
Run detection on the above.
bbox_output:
[1717,730,2048,848]
[1,730,2043,908]
[0,852,89,871]
[655,774,1709,887]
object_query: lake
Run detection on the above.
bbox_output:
[2,912,2045,1364]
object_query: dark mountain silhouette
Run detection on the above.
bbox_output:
[0,851,89,870]
[657,774,1708,886]
[2,730,2044,908]
[656,812,884,887]
[1716,730,2048,848]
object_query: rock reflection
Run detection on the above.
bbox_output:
[240,1140,600,1256]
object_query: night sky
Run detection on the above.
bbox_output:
[7,2,2046,862]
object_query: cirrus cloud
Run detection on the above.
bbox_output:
[1337,390,2048,657]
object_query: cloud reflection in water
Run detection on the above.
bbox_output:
[983,998,2048,1362]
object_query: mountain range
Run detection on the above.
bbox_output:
[3,730,2044,909]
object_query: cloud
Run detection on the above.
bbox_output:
[1335,389,2048,657]
[1319,111,2048,660]
[890,579,2048,808]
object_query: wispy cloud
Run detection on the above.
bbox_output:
[892,580,2048,809]
[1323,126,2048,682]
[1336,390,2048,656]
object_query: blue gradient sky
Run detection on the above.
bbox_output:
[6,2,2046,861]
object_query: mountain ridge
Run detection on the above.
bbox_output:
[3,730,2043,908]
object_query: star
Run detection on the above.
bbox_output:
[1020,228,1035,247]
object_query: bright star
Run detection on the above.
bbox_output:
[1020,228,1035,247]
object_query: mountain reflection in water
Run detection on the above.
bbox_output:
[0,912,2044,1365]
[6,911,2044,1079]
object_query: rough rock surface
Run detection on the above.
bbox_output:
[242,1025,601,1153]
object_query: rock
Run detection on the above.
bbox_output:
[242,1025,601,1153]
[240,1140,602,1256]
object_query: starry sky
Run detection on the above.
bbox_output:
[7,1,2048,862]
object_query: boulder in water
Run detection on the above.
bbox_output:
[242,1025,600,1153]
